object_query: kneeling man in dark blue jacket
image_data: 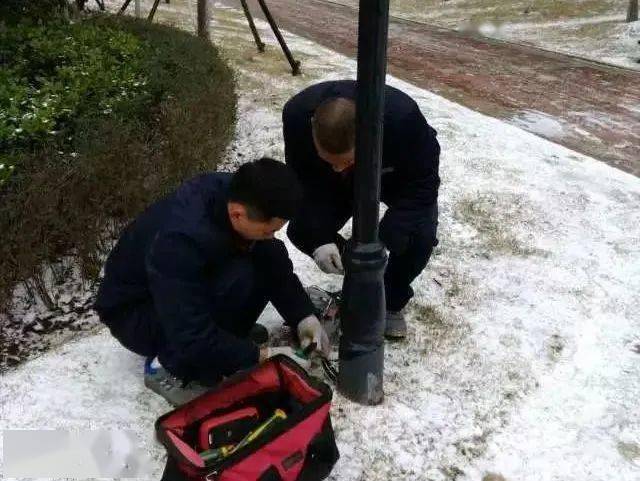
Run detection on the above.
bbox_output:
[95,158,328,405]
[283,81,440,339]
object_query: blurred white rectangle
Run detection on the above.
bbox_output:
[3,429,155,478]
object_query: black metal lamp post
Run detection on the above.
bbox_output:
[338,0,390,405]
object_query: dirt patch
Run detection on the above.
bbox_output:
[411,303,470,355]
[413,304,448,331]
[483,474,508,481]
[617,441,640,462]
[547,334,565,360]
[454,194,546,257]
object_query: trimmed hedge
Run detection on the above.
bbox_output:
[0,0,71,26]
[0,21,153,184]
[0,15,237,311]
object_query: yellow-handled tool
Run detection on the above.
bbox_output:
[231,409,287,453]
[200,444,235,464]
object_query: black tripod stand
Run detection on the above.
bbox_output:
[118,0,301,75]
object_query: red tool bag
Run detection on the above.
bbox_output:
[156,355,339,481]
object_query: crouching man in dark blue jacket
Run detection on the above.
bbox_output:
[94,158,329,405]
[283,81,440,339]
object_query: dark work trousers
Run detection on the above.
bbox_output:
[160,457,184,481]
[288,201,439,313]
[97,257,268,368]
[383,202,439,312]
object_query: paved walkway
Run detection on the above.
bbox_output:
[229,0,640,175]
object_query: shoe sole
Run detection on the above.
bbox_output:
[144,376,180,406]
[384,332,407,341]
[144,375,209,407]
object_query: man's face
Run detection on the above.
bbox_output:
[312,131,355,173]
[228,203,286,240]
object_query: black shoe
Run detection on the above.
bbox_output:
[384,310,407,340]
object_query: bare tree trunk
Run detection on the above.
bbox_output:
[197,0,210,40]
[629,0,639,22]
[135,0,141,17]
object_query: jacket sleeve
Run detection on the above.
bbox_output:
[146,232,259,379]
[252,240,315,328]
[379,108,440,254]
[283,106,352,255]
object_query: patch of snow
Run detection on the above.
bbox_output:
[500,13,626,31]
[495,16,640,70]
[509,110,567,139]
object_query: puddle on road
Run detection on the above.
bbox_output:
[509,109,567,139]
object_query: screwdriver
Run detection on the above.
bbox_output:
[230,409,287,454]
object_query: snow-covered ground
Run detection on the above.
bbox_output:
[336,0,640,70]
[2,2,640,480]
[491,15,640,70]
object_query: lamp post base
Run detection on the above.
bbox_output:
[337,242,387,405]
[338,342,384,405]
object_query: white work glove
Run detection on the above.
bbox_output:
[312,243,344,275]
[297,315,331,358]
[263,346,311,370]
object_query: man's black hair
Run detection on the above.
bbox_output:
[228,158,303,221]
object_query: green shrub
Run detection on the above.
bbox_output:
[0,22,151,186]
[0,0,71,26]
[0,15,237,310]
